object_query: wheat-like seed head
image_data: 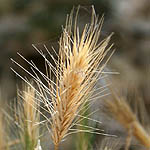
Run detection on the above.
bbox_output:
[47,7,113,149]
[10,6,113,150]
[105,94,150,148]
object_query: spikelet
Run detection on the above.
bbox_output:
[47,7,113,149]
[16,84,40,150]
[11,6,113,150]
[105,93,150,148]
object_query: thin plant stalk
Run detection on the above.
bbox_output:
[16,84,40,150]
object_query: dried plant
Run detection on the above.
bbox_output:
[11,6,114,150]
[0,108,6,150]
[105,93,150,149]
[39,7,112,149]
[0,97,9,150]
[16,84,40,150]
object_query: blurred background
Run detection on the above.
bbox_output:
[0,0,150,100]
[0,0,150,149]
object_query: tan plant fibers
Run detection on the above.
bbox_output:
[17,84,40,150]
[45,7,113,150]
[105,94,150,148]
[10,6,113,150]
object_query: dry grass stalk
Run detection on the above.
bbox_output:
[10,6,113,150]
[45,7,113,150]
[105,93,150,148]
[16,84,40,150]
